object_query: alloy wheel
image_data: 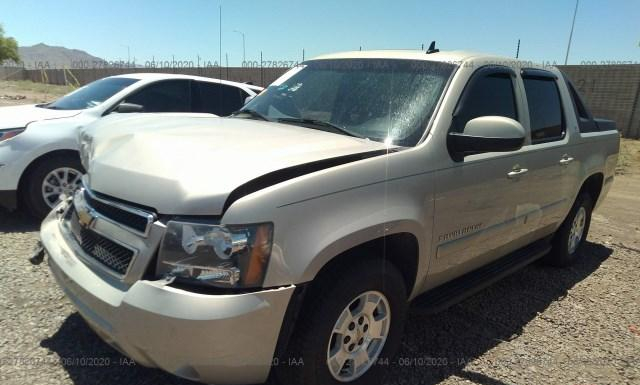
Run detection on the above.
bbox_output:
[568,206,587,254]
[41,167,82,208]
[326,290,391,382]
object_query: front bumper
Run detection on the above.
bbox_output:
[0,145,24,192]
[0,142,29,210]
[41,208,295,385]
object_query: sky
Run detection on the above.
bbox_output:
[1,0,639,67]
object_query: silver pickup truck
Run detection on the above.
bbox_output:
[40,49,619,385]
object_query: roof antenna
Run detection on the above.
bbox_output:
[426,41,439,54]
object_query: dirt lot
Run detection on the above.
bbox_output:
[0,81,638,384]
[0,79,73,107]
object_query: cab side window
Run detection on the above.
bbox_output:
[568,81,589,119]
[124,80,191,113]
[522,72,565,143]
[566,80,598,133]
[451,69,517,133]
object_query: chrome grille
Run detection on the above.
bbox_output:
[78,227,134,275]
[82,188,155,236]
[68,207,134,275]
[63,186,165,285]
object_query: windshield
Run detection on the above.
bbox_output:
[238,59,455,146]
[44,77,139,110]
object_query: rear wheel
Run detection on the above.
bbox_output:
[276,259,407,385]
[23,154,84,219]
[543,192,593,267]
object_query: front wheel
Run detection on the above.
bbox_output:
[23,154,84,219]
[276,259,407,385]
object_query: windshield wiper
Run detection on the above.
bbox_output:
[276,117,364,138]
[35,103,56,109]
[232,109,270,121]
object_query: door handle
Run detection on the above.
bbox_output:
[507,166,529,179]
[559,154,574,165]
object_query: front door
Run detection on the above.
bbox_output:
[429,65,532,284]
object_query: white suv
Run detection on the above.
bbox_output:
[0,73,262,218]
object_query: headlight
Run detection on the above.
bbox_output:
[156,221,273,288]
[0,127,25,142]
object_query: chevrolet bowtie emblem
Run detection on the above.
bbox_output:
[77,206,96,228]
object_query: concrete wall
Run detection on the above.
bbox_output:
[558,65,640,139]
[2,64,639,138]
[0,67,28,81]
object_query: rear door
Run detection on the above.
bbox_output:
[193,81,248,116]
[123,79,192,112]
[516,69,578,242]
[431,66,532,279]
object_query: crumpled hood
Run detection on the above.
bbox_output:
[0,104,81,128]
[83,114,393,215]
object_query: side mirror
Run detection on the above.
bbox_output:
[244,95,255,105]
[115,102,144,113]
[448,116,525,158]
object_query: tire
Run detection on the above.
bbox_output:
[276,258,408,385]
[543,192,593,267]
[23,154,84,219]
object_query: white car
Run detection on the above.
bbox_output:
[0,73,262,218]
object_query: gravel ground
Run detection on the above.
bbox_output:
[1,177,639,385]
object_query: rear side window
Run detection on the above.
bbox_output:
[125,80,191,113]
[452,71,517,133]
[567,81,589,119]
[194,82,246,116]
[565,79,600,133]
[523,77,564,143]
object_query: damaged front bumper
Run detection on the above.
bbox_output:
[40,203,295,384]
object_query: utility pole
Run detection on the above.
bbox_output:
[233,30,246,64]
[516,39,520,59]
[219,5,222,80]
[564,0,580,65]
[121,44,130,66]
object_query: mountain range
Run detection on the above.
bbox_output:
[9,43,106,69]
